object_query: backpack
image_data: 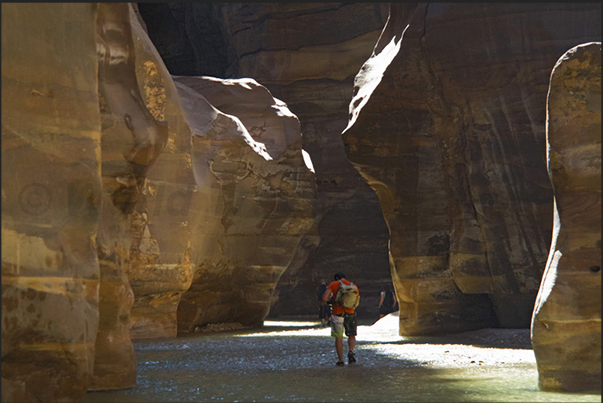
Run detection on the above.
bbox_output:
[334,280,360,309]
[382,290,394,307]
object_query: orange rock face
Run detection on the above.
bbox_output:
[127,4,195,341]
[1,4,102,402]
[90,3,167,390]
[531,42,601,392]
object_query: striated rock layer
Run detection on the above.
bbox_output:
[342,3,601,335]
[2,3,174,399]
[90,3,167,390]
[173,76,317,331]
[128,4,195,341]
[2,3,318,398]
[137,3,394,319]
[1,4,102,402]
[531,42,601,393]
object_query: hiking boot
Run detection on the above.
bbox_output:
[347,351,356,364]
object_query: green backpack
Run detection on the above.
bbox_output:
[335,280,360,309]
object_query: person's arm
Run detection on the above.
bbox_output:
[392,292,397,308]
[322,288,333,303]
[378,291,384,308]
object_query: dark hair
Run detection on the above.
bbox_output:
[334,271,346,280]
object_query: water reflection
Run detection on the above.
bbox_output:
[85,317,601,402]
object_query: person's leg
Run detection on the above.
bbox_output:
[348,335,356,353]
[344,314,358,363]
[320,305,329,326]
[335,337,344,362]
[330,315,345,364]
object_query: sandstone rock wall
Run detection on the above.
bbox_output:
[128,5,318,337]
[172,76,317,331]
[342,3,601,335]
[531,42,601,392]
[215,3,393,320]
[1,4,102,402]
[2,3,317,400]
[128,4,195,341]
[137,3,394,319]
[2,3,316,401]
[90,3,168,389]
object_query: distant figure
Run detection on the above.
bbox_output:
[378,285,397,319]
[322,271,360,366]
[316,279,330,327]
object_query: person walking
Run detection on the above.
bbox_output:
[316,279,330,327]
[322,271,360,366]
[378,285,398,319]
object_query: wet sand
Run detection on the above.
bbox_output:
[84,313,600,402]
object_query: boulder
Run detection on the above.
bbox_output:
[342,3,601,335]
[531,42,601,392]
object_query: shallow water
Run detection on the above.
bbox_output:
[85,318,601,402]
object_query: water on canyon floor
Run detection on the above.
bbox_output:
[85,313,601,402]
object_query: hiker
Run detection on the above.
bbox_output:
[378,285,397,319]
[317,279,331,327]
[322,271,360,366]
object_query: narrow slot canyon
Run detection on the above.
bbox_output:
[1,3,600,402]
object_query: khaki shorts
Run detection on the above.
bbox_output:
[330,313,357,337]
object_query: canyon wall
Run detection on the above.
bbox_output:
[531,42,601,392]
[1,4,102,401]
[342,3,601,335]
[172,76,316,331]
[137,3,394,319]
[91,3,169,389]
[128,3,196,341]
[2,2,317,400]
[2,3,600,400]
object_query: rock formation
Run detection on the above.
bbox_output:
[531,42,601,392]
[128,4,195,340]
[172,76,317,331]
[2,2,600,401]
[90,3,167,390]
[129,4,319,339]
[1,4,102,402]
[342,3,601,335]
[136,3,394,319]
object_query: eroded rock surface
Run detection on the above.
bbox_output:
[172,76,316,331]
[218,3,394,319]
[1,4,102,402]
[3,1,321,400]
[137,3,394,319]
[90,3,167,390]
[128,4,195,341]
[531,42,601,393]
[342,3,601,335]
